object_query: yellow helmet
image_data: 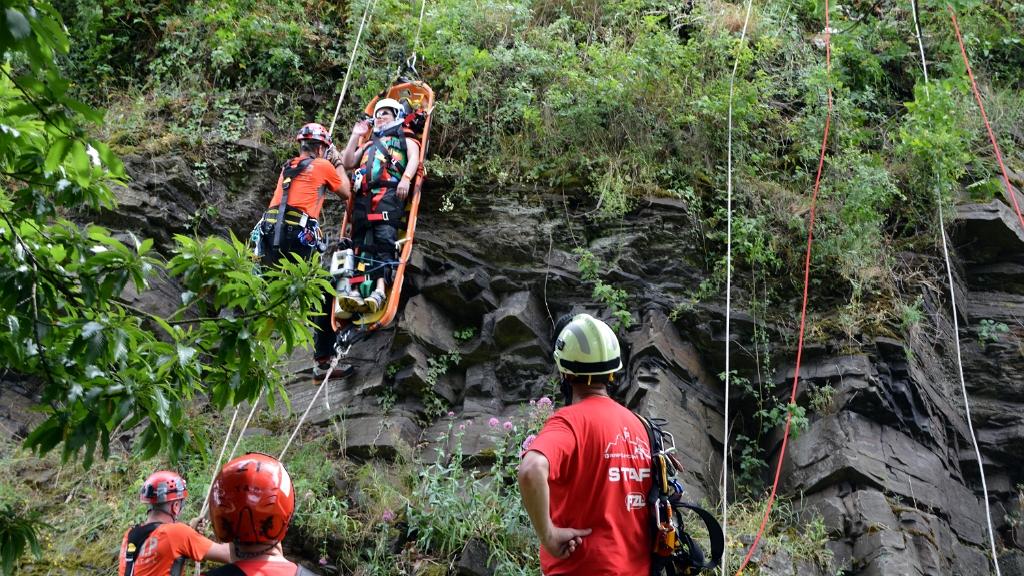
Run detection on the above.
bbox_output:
[553,314,622,376]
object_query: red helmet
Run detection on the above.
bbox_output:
[209,453,294,545]
[140,471,188,504]
[295,122,332,147]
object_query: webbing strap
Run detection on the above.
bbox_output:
[123,522,162,576]
[360,134,406,192]
[678,503,725,572]
[272,157,315,249]
[637,413,724,575]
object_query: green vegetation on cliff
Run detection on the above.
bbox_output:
[1,0,1022,573]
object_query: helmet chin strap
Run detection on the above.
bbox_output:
[560,376,573,406]
[560,373,615,405]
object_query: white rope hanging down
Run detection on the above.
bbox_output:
[279,353,342,461]
[908,1,1001,573]
[329,0,380,135]
[198,405,240,517]
[722,1,756,573]
[192,405,239,576]
[411,0,428,61]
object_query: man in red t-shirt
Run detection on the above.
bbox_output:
[519,314,652,575]
[119,471,231,576]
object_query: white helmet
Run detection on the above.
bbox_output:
[373,98,403,118]
[553,314,622,376]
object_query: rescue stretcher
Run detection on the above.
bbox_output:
[328,78,434,341]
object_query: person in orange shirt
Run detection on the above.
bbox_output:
[259,122,349,266]
[119,471,231,576]
[255,122,351,375]
[202,453,318,576]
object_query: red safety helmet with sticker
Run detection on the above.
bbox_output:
[295,122,332,147]
[208,453,295,545]
[140,471,188,504]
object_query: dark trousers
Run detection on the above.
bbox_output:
[260,224,337,360]
[356,224,399,283]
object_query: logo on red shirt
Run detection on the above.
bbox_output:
[625,492,646,511]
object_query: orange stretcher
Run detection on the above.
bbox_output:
[329,78,434,339]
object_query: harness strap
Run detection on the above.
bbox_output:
[677,503,725,571]
[123,522,163,576]
[360,133,407,193]
[264,207,316,228]
[272,156,315,250]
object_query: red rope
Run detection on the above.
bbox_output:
[734,3,832,574]
[948,4,1024,232]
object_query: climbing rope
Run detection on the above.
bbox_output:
[735,1,833,572]
[192,404,239,576]
[722,0,757,572]
[948,6,1023,231]
[199,405,240,513]
[279,351,345,460]
[328,0,380,135]
[189,353,349,571]
[410,0,428,63]
[931,5,1009,574]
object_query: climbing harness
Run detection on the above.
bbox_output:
[637,414,724,575]
[270,155,313,250]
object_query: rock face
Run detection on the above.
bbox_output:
[43,163,1023,573]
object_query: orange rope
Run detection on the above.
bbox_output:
[947,5,1022,229]
[734,1,833,572]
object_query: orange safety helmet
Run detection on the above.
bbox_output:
[295,122,332,147]
[208,453,295,545]
[140,471,188,504]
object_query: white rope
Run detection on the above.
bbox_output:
[909,2,1001,573]
[411,0,428,61]
[192,359,342,573]
[279,353,343,461]
[199,405,239,515]
[328,0,379,135]
[227,394,263,464]
[722,1,755,573]
[192,405,239,576]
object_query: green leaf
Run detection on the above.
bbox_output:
[49,244,66,263]
[176,345,196,367]
[63,98,104,125]
[43,136,71,173]
[81,321,103,339]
